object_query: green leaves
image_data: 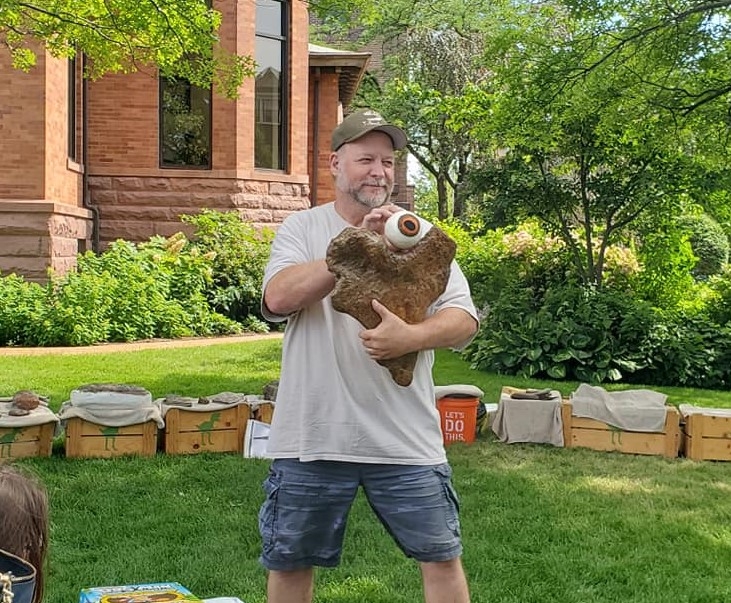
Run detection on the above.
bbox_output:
[465,282,658,384]
[0,232,246,347]
[181,209,275,325]
[1,0,255,98]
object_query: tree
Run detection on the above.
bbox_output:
[1,0,254,97]
[558,0,731,121]
[361,28,488,220]
[456,0,731,287]
[312,0,731,284]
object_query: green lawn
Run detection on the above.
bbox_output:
[2,340,731,603]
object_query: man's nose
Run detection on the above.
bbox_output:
[369,159,387,177]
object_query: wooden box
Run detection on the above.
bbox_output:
[0,423,55,460]
[561,402,680,458]
[683,413,731,461]
[164,404,250,455]
[65,418,157,458]
[255,402,274,425]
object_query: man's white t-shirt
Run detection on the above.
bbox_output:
[262,203,478,465]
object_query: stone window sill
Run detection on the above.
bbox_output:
[67,158,84,174]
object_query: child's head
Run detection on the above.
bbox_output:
[0,465,48,603]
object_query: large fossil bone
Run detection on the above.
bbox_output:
[326,225,456,386]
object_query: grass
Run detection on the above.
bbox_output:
[2,340,731,603]
[0,339,283,411]
[1,338,729,411]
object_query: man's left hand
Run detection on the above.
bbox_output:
[359,299,420,360]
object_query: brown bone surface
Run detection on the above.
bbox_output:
[326,225,456,386]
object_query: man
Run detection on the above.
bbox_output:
[259,108,479,603]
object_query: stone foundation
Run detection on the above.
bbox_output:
[88,176,311,246]
[0,201,93,281]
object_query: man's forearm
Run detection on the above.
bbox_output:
[264,260,336,316]
[410,307,478,352]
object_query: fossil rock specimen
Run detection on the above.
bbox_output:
[11,390,41,411]
[326,225,456,386]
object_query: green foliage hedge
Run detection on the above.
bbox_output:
[466,284,657,383]
[456,221,731,389]
[182,209,274,329]
[678,213,729,280]
[0,212,273,347]
[4,209,731,389]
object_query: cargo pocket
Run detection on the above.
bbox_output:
[434,464,461,537]
[258,467,282,554]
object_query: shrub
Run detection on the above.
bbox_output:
[0,275,46,346]
[464,284,657,383]
[708,267,731,325]
[678,213,729,280]
[629,313,731,389]
[0,234,243,347]
[632,228,698,310]
[182,210,274,324]
[445,220,572,311]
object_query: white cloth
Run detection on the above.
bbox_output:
[58,388,164,428]
[70,389,152,407]
[492,390,564,446]
[570,383,667,433]
[0,402,59,428]
[261,202,478,464]
[679,404,731,419]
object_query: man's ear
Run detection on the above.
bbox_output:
[329,151,340,176]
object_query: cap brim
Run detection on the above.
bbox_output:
[341,124,408,151]
[371,125,408,150]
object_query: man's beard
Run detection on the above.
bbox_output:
[336,173,393,208]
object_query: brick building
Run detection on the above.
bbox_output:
[0,0,370,281]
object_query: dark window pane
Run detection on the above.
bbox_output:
[256,0,282,36]
[68,58,77,161]
[160,78,211,168]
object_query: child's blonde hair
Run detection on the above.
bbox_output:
[0,465,48,603]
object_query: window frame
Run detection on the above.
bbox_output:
[254,0,289,172]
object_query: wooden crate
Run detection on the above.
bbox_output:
[255,402,274,425]
[0,423,54,460]
[164,404,250,454]
[561,402,680,458]
[65,418,157,458]
[683,413,731,461]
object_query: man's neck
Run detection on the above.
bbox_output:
[333,196,370,226]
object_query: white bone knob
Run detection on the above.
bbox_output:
[384,211,431,249]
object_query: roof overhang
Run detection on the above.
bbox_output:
[309,43,371,108]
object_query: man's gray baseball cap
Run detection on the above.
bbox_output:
[331,109,408,151]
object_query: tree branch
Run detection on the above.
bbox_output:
[570,0,731,80]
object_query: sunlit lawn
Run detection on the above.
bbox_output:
[2,339,731,603]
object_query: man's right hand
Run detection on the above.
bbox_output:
[360,205,402,235]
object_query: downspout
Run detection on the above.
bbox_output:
[81,54,100,252]
[310,67,320,208]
